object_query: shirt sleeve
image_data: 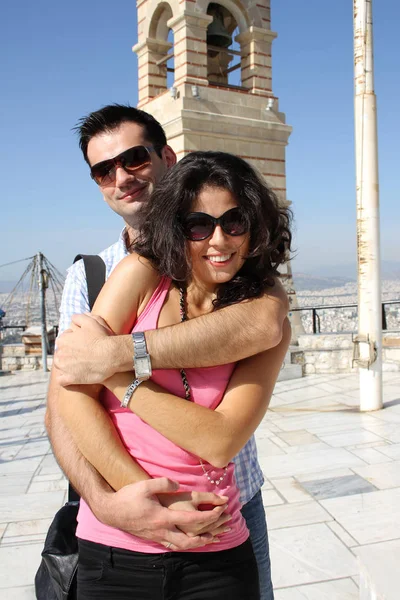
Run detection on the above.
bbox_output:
[58,260,89,335]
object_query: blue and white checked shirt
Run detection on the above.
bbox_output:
[59,230,264,504]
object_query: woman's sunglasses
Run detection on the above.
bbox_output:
[183,208,249,241]
[90,145,156,186]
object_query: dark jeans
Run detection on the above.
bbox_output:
[77,538,259,600]
[241,491,274,600]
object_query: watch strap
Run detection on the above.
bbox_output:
[121,379,143,408]
[132,332,148,358]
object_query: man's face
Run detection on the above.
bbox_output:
[87,121,176,228]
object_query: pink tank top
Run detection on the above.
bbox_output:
[77,277,249,553]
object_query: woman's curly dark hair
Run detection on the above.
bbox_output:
[134,151,292,308]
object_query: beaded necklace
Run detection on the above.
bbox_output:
[178,287,228,486]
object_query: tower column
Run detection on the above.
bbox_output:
[236,27,276,95]
[133,38,172,108]
[167,11,212,87]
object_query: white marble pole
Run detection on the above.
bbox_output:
[353,0,382,411]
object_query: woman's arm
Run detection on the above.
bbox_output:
[57,253,161,491]
[56,380,230,539]
[59,249,287,481]
[105,318,291,468]
[57,380,151,491]
[56,256,232,537]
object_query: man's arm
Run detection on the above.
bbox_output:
[105,318,291,467]
[47,367,230,548]
[55,320,289,494]
[148,282,288,368]
[46,261,109,504]
[54,320,289,524]
[55,278,288,385]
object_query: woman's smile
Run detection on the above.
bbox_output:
[204,253,236,266]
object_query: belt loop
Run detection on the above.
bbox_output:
[109,546,115,568]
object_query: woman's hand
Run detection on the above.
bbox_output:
[158,491,232,538]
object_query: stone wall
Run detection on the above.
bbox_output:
[382,334,400,372]
[0,344,53,372]
[296,334,355,375]
[295,332,400,375]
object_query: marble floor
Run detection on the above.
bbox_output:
[1,370,400,599]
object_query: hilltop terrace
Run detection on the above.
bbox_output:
[1,370,400,599]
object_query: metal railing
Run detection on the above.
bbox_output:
[1,301,400,341]
[291,300,400,334]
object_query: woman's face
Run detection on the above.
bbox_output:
[186,186,250,289]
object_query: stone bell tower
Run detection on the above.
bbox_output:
[133,0,304,340]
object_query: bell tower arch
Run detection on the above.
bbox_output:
[133,0,304,340]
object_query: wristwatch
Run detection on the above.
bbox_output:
[132,332,152,380]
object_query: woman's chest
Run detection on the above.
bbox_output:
[155,286,182,329]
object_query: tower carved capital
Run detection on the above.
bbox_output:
[236,26,277,46]
[167,10,213,33]
[132,38,172,58]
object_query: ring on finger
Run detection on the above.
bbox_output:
[165,542,172,549]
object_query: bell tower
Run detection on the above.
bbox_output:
[133,0,304,340]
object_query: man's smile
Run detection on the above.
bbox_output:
[118,183,149,201]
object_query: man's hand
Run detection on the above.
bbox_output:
[54,314,119,386]
[95,478,229,551]
[158,490,232,538]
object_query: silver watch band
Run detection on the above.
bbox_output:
[132,332,148,358]
[121,379,143,408]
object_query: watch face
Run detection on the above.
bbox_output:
[135,356,151,377]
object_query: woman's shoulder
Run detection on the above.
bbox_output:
[110,252,160,286]
[92,252,165,333]
[115,252,157,272]
[114,254,172,319]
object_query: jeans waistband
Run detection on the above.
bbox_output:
[78,538,253,569]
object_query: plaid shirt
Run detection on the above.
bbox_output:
[59,230,264,504]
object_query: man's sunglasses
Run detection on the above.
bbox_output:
[90,145,156,186]
[183,208,249,241]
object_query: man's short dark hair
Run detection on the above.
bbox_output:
[75,104,167,164]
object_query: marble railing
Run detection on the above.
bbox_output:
[293,332,400,375]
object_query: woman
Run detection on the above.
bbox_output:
[59,151,292,600]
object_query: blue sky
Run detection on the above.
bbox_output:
[1,0,399,282]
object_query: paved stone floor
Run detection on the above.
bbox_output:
[1,370,400,599]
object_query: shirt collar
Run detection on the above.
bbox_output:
[119,228,130,257]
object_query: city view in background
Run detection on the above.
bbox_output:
[1,266,400,342]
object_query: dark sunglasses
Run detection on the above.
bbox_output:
[90,145,156,186]
[183,208,249,241]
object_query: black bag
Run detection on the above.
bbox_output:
[34,498,79,600]
[35,254,106,600]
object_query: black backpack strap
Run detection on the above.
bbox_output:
[74,254,106,311]
[68,486,80,503]
[67,254,107,503]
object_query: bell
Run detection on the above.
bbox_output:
[207,5,232,49]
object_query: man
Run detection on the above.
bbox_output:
[48,104,288,600]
